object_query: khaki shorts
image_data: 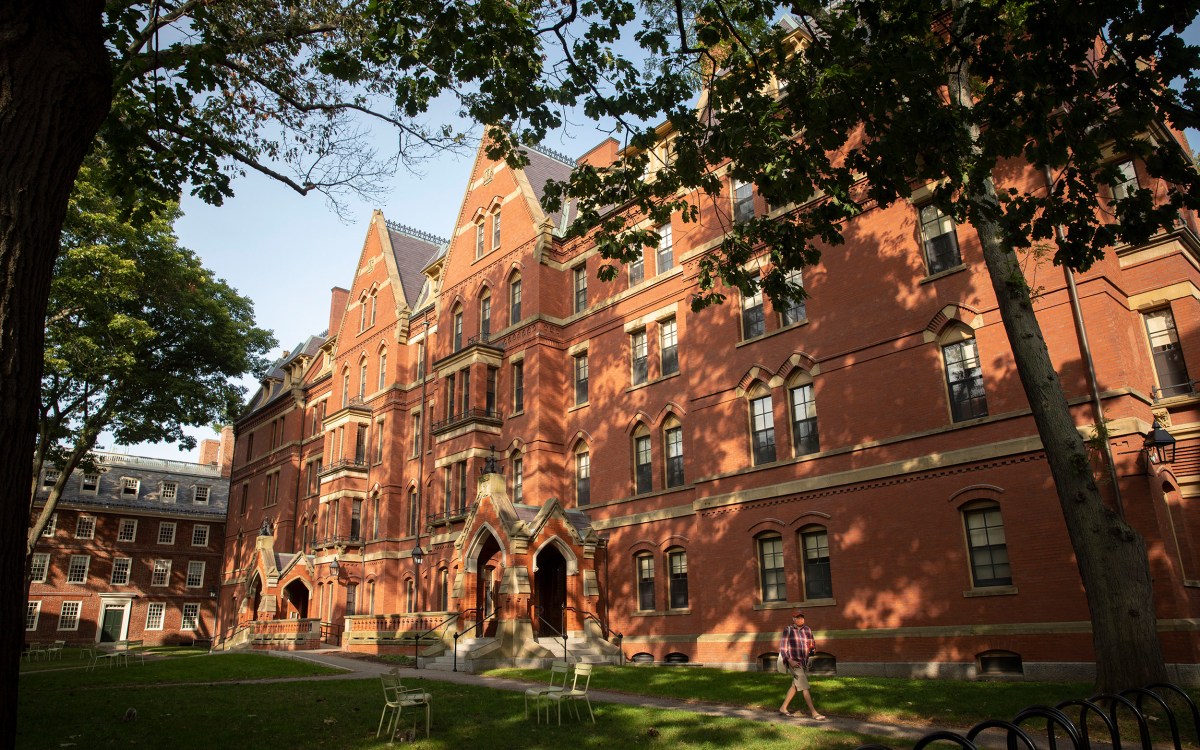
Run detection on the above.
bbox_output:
[788,663,810,690]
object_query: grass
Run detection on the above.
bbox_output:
[19,651,340,684]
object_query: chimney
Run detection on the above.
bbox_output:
[218,425,235,478]
[199,439,220,467]
[577,138,619,169]
[329,286,350,337]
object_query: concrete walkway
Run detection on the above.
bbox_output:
[260,648,958,747]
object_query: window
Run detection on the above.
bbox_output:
[513,360,525,413]
[351,498,362,538]
[346,583,358,616]
[161,481,176,502]
[118,519,138,542]
[41,513,56,537]
[758,535,786,602]
[636,553,655,611]
[192,524,210,547]
[629,245,645,286]
[355,423,368,464]
[741,275,765,339]
[964,503,1012,587]
[749,390,777,465]
[656,223,674,273]
[576,447,591,506]
[378,348,388,390]
[158,521,177,545]
[123,477,141,497]
[668,548,688,609]
[111,557,132,585]
[779,269,805,326]
[460,368,471,413]
[789,382,820,456]
[438,569,449,611]
[30,553,49,583]
[492,210,502,250]
[942,333,988,421]
[145,602,165,630]
[574,353,589,405]
[453,307,464,351]
[510,277,522,324]
[920,203,961,275]
[60,601,81,631]
[182,603,200,630]
[26,601,41,631]
[475,221,486,259]
[67,555,90,584]
[480,292,492,337]
[370,291,377,327]
[512,456,524,502]
[75,515,96,539]
[455,462,468,513]
[573,265,587,313]
[1145,308,1192,397]
[342,368,350,405]
[486,367,498,414]
[151,559,172,587]
[1110,159,1139,203]
[412,412,422,457]
[801,527,832,600]
[246,431,255,460]
[240,484,248,516]
[665,423,684,488]
[416,340,426,379]
[631,330,648,385]
[359,293,368,331]
[375,418,386,463]
[359,357,368,398]
[634,429,653,494]
[408,488,419,536]
[42,469,60,488]
[660,317,678,376]
[406,579,415,613]
[193,486,210,505]
[186,561,205,588]
[81,472,99,493]
[733,178,754,223]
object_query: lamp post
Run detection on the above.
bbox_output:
[412,545,424,613]
[1144,419,1177,465]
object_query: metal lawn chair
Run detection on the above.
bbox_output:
[545,662,595,724]
[377,670,432,741]
[525,661,570,722]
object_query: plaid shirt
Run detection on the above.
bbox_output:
[779,623,815,669]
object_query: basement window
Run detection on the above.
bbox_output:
[977,650,1023,677]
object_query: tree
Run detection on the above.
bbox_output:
[27,153,275,558]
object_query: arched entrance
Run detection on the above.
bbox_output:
[474,534,502,636]
[283,579,310,619]
[533,544,567,637]
[248,573,263,620]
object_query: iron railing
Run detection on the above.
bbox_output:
[431,407,503,434]
[412,612,459,668]
[319,458,369,475]
[453,606,498,672]
[1151,379,1196,400]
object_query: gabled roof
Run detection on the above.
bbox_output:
[241,334,326,418]
[522,146,577,233]
[384,220,446,310]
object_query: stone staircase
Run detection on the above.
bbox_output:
[422,636,500,673]
[534,635,615,665]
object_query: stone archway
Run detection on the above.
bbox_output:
[283,579,311,619]
[533,544,567,638]
[474,534,502,636]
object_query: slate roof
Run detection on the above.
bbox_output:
[33,452,229,519]
[385,221,446,310]
[241,334,326,418]
[522,146,577,234]
[512,502,596,539]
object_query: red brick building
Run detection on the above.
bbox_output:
[27,435,231,646]
[220,129,1200,682]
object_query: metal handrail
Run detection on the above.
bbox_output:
[563,604,621,642]
[413,612,460,669]
[319,458,369,475]
[466,332,505,350]
[431,407,503,434]
[530,603,569,662]
[1151,379,1197,400]
[426,503,474,526]
[452,606,498,672]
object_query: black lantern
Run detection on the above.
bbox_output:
[1144,419,1177,464]
[329,555,341,575]
[412,546,424,566]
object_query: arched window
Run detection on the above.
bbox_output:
[377,348,388,391]
[452,305,464,351]
[962,501,1012,587]
[369,290,377,327]
[341,368,350,407]
[475,219,486,259]
[405,578,415,613]
[788,373,819,457]
[748,384,776,465]
[358,356,368,398]
[667,547,688,609]
[633,424,652,494]
[663,416,684,488]
[438,568,449,611]
[757,533,785,603]
[799,525,832,600]
[509,273,522,324]
[480,289,492,338]
[407,486,418,536]
[492,208,502,250]
[575,443,590,506]
[510,450,524,502]
[359,293,368,332]
[940,325,987,422]
[369,580,376,615]
[635,552,655,611]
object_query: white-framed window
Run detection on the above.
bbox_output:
[1144,308,1193,398]
[1110,159,1140,203]
[193,486,210,505]
[475,220,486,259]
[42,469,60,488]
[186,561,205,588]
[636,553,655,611]
[492,209,502,250]
[629,245,645,286]
[111,557,132,585]
[158,521,177,545]
[41,513,56,537]
[151,559,172,587]
[631,329,648,386]
[512,456,524,502]
[30,553,50,583]
[573,265,587,313]
[122,477,141,497]
[81,472,100,493]
[741,274,765,339]
[66,555,90,584]
[161,481,177,502]
[26,601,41,631]
[145,602,165,630]
[59,601,82,631]
[117,518,138,542]
[757,534,786,602]
[942,330,988,422]
[733,178,754,223]
[668,547,689,609]
[192,524,210,547]
[800,525,833,600]
[657,223,674,273]
[181,603,200,630]
[919,203,962,275]
[573,353,589,405]
[575,446,591,506]
[75,515,96,539]
[749,387,777,465]
[660,317,679,376]
[779,269,805,326]
[963,502,1013,587]
[790,381,820,457]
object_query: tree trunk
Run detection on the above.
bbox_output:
[0,5,110,747]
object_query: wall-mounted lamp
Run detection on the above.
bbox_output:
[208,587,217,599]
[412,546,424,567]
[1144,419,1177,465]
[329,555,341,575]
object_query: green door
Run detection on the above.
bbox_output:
[100,607,124,642]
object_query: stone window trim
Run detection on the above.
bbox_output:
[58,601,82,631]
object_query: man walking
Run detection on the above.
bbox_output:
[778,610,825,721]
